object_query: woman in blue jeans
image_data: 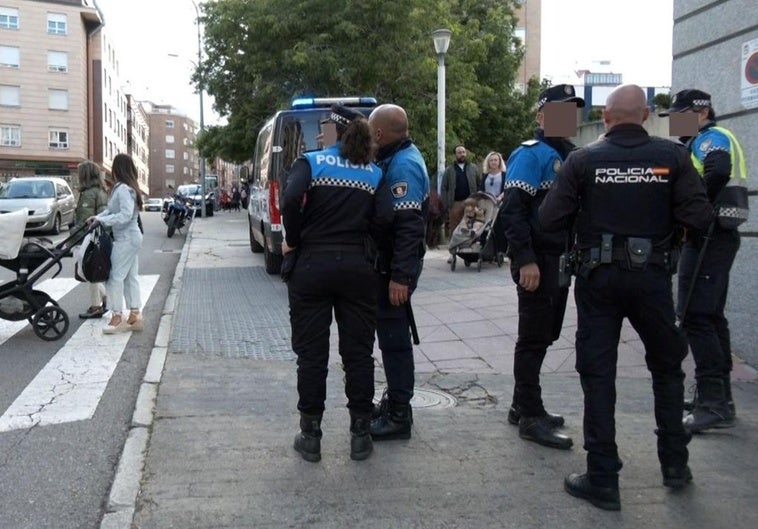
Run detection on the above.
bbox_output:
[87,153,144,334]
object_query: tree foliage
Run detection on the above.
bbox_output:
[195,0,543,173]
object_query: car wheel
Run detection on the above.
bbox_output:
[249,218,264,253]
[263,239,283,275]
[51,214,61,235]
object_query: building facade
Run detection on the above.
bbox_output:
[127,95,149,195]
[0,0,101,183]
[146,104,198,197]
[672,0,757,196]
[513,0,541,92]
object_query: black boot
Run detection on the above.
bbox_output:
[519,415,573,450]
[507,405,564,428]
[293,412,322,462]
[564,473,620,511]
[350,415,373,461]
[370,400,412,441]
[373,392,413,424]
[683,377,735,433]
[662,465,693,489]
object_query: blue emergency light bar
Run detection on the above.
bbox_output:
[290,96,378,109]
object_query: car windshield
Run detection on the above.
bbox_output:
[147,198,162,204]
[0,180,55,199]
[177,185,201,197]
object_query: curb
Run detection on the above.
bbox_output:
[98,220,196,529]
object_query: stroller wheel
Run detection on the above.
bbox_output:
[464,260,471,268]
[450,255,456,271]
[477,257,483,272]
[32,306,70,341]
[497,253,505,267]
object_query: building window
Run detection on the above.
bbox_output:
[183,152,189,160]
[47,13,67,35]
[48,89,68,110]
[166,120,174,128]
[165,134,175,143]
[0,124,20,146]
[0,7,19,29]
[166,149,175,159]
[166,164,175,173]
[0,84,20,106]
[183,166,189,175]
[49,129,69,149]
[0,45,19,68]
[47,51,68,72]
[513,27,526,51]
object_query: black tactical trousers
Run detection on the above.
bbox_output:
[575,264,690,488]
[511,253,569,417]
[288,250,378,416]
[677,229,740,379]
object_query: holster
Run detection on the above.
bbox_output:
[625,237,652,271]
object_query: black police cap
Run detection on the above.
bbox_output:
[659,89,711,116]
[325,104,363,132]
[537,84,586,110]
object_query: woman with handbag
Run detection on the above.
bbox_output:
[86,153,144,334]
[75,161,109,319]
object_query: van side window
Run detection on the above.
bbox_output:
[281,118,306,172]
[253,122,273,186]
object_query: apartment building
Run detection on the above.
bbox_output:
[513,0,541,92]
[146,104,198,197]
[127,94,149,194]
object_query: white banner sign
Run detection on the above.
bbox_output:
[741,37,758,109]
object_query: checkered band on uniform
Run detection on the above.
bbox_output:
[719,206,749,220]
[395,200,422,211]
[311,177,376,194]
[506,180,538,196]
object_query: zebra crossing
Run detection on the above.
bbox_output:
[0,274,159,432]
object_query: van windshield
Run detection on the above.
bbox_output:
[0,180,55,199]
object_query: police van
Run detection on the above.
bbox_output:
[246,96,378,274]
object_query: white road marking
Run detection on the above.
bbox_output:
[0,278,81,343]
[0,275,159,432]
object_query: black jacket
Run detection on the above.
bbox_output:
[539,124,713,249]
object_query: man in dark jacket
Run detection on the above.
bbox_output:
[501,84,584,450]
[441,145,480,236]
[540,84,713,510]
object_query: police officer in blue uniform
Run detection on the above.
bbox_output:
[282,105,394,462]
[500,84,584,450]
[661,89,749,432]
[541,84,713,510]
[367,104,429,441]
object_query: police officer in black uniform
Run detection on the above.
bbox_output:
[367,104,429,441]
[282,105,393,462]
[501,84,584,450]
[660,89,749,432]
[539,84,713,510]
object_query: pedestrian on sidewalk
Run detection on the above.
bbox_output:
[87,153,145,334]
[441,145,480,237]
[660,89,748,432]
[368,104,430,441]
[74,160,108,319]
[500,84,584,450]
[281,105,393,463]
[540,84,713,510]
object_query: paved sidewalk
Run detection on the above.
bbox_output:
[129,212,758,529]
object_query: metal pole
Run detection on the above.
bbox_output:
[191,0,206,218]
[436,53,446,195]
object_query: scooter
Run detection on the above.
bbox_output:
[162,195,193,238]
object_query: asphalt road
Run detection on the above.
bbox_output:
[0,212,182,529]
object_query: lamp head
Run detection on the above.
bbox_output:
[432,29,452,55]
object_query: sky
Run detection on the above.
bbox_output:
[95,0,674,126]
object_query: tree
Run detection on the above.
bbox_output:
[653,92,672,110]
[196,0,540,170]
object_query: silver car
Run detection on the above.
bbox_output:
[0,176,76,234]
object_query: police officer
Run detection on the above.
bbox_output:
[660,89,748,432]
[367,104,429,441]
[540,84,713,510]
[282,105,394,462]
[500,83,584,450]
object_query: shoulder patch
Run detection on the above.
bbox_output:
[391,181,408,199]
[699,138,712,152]
[521,139,539,147]
[552,158,562,174]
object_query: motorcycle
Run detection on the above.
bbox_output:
[162,195,193,238]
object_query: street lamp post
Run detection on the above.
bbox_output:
[432,29,451,195]
[191,0,206,218]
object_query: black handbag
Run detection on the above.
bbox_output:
[77,225,112,283]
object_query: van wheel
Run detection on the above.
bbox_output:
[51,214,61,235]
[249,218,263,253]
[264,240,283,275]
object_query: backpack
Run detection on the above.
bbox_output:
[75,225,112,283]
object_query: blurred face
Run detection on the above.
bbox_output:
[455,146,466,162]
[487,155,501,171]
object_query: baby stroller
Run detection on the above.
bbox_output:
[448,192,506,272]
[0,208,92,341]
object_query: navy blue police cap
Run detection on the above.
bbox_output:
[537,84,585,110]
[659,89,711,116]
[325,104,363,133]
